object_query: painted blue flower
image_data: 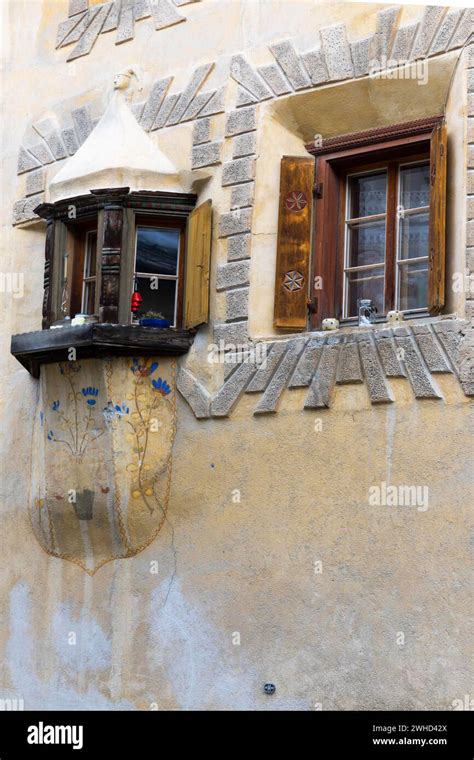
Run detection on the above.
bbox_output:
[114,403,129,416]
[47,430,55,441]
[81,387,99,406]
[131,358,159,377]
[51,400,60,411]
[152,377,171,396]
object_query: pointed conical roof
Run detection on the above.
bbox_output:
[50,91,180,200]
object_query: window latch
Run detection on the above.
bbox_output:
[313,182,323,199]
[307,296,318,314]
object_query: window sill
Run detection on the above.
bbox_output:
[11,323,195,378]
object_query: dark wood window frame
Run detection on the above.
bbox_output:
[33,188,198,329]
[65,217,99,320]
[306,116,446,329]
[11,189,206,376]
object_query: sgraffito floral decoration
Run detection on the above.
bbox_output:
[31,356,177,574]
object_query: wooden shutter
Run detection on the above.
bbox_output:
[274,155,314,329]
[428,120,447,314]
[184,199,212,328]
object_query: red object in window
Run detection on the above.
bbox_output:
[131,291,143,313]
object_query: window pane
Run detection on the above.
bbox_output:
[348,220,386,268]
[136,227,180,275]
[84,232,97,278]
[347,267,384,317]
[398,212,429,260]
[349,171,387,218]
[136,277,177,325]
[398,260,428,310]
[399,163,430,210]
[82,281,95,315]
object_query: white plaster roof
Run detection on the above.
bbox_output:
[50,91,179,197]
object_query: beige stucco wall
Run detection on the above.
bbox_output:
[0,0,472,710]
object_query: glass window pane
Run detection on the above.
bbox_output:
[136,227,180,275]
[348,220,386,268]
[82,281,95,315]
[398,212,429,260]
[84,232,97,278]
[398,260,428,310]
[349,171,387,218]
[347,267,385,317]
[136,277,177,325]
[399,163,430,210]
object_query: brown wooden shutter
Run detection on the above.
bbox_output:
[428,120,447,314]
[274,155,314,329]
[184,199,212,328]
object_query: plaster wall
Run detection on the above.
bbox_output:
[0,0,472,710]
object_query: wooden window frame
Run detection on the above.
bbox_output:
[131,214,187,329]
[35,189,208,334]
[64,216,99,320]
[306,116,445,329]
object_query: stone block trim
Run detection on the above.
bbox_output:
[390,22,418,63]
[184,91,214,121]
[192,117,211,145]
[17,147,41,174]
[69,0,88,17]
[71,106,94,144]
[226,288,249,321]
[230,55,272,102]
[232,132,256,158]
[67,3,112,61]
[448,9,474,51]
[301,48,329,86]
[140,78,172,131]
[25,169,45,197]
[269,40,312,91]
[254,338,306,413]
[411,6,446,61]
[320,24,354,82]
[150,0,185,32]
[177,322,472,418]
[369,6,401,63]
[166,63,214,125]
[227,233,251,262]
[199,86,226,117]
[430,9,463,55]
[258,64,291,96]
[225,107,256,136]
[216,260,250,291]
[12,195,44,226]
[57,0,200,58]
[61,128,80,156]
[218,208,253,238]
[211,361,257,417]
[213,321,249,346]
[230,183,254,210]
[176,367,211,419]
[191,141,222,169]
[222,157,256,186]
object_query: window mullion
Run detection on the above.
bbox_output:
[384,162,398,313]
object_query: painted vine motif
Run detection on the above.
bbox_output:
[31,357,177,574]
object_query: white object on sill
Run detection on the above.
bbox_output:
[386,310,405,324]
[71,315,87,326]
[322,318,339,331]
[50,325,63,329]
